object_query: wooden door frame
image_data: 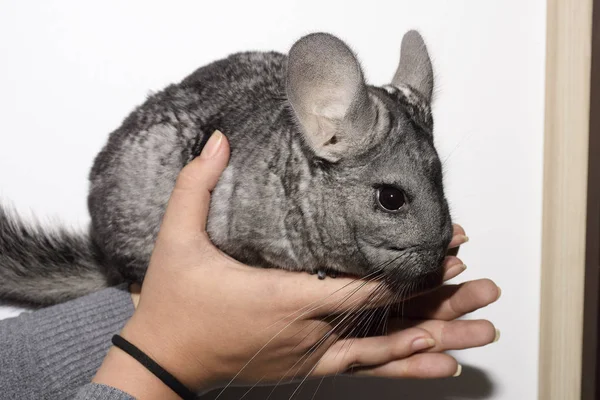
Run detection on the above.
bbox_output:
[539,0,594,399]
[582,0,600,397]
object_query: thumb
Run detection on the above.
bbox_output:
[160,130,230,236]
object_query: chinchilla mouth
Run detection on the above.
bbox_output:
[311,257,444,301]
[380,262,445,300]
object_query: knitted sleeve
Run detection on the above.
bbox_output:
[0,285,134,400]
[73,383,135,400]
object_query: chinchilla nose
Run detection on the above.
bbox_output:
[422,224,453,260]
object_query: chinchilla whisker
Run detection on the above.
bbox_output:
[218,259,395,398]
[262,268,386,332]
[331,294,383,364]
[335,308,376,374]
[284,271,386,356]
[403,280,419,317]
[441,130,476,167]
[288,356,323,400]
[336,303,387,375]
[291,295,370,371]
[212,280,373,400]
[287,300,384,399]
[238,382,261,400]
[397,283,410,320]
[279,273,388,388]
[286,294,365,356]
[266,287,378,400]
[251,278,386,394]
[288,283,387,380]
[266,299,365,400]
[327,289,389,386]
[372,303,391,338]
[310,375,327,400]
[334,307,373,357]
[331,284,391,381]
[289,268,386,331]
[382,304,391,337]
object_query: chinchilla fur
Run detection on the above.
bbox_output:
[0,31,452,307]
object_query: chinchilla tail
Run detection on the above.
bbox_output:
[0,205,122,307]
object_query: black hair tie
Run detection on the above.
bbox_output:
[111,334,197,400]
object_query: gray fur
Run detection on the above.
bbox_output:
[392,30,435,102]
[0,207,121,306]
[0,31,452,306]
[287,33,379,162]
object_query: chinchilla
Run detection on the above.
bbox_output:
[0,30,452,307]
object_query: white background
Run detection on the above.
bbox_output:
[0,1,546,399]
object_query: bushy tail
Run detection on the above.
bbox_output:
[0,206,122,307]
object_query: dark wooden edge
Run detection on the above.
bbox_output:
[582,1,600,398]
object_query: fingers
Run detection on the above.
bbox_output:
[452,224,466,236]
[389,318,498,352]
[447,224,468,257]
[449,224,469,248]
[314,327,435,375]
[313,314,495,379]
[160,131,230,236]
[399,279,501,321]
[315,319,496,376]
[442,256,466,281]
[351,353,460,379]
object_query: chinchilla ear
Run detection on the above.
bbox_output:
[391,30,434,102]
[287,33,378,162]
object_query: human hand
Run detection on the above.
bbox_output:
[94,131,499,399]
[319,224,498,378]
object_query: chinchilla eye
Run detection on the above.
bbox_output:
[377,186,406,212]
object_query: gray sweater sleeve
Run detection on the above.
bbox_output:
[74,384,135,399]
[0,285,135,400]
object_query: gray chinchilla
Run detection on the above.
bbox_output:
[0,31,452,307]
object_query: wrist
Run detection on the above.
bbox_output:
[93,346,182,400]
[125,283,216,393]
[118,312,215,393]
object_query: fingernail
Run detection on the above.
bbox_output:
[457,235,469,244]
[446,264,467,278]
[493,329,501,343]
[453,364,462,377]
[200,130,223,159]
[412,337,436,352]
[496,287,502,301]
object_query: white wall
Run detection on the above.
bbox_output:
[0,1,546,399]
